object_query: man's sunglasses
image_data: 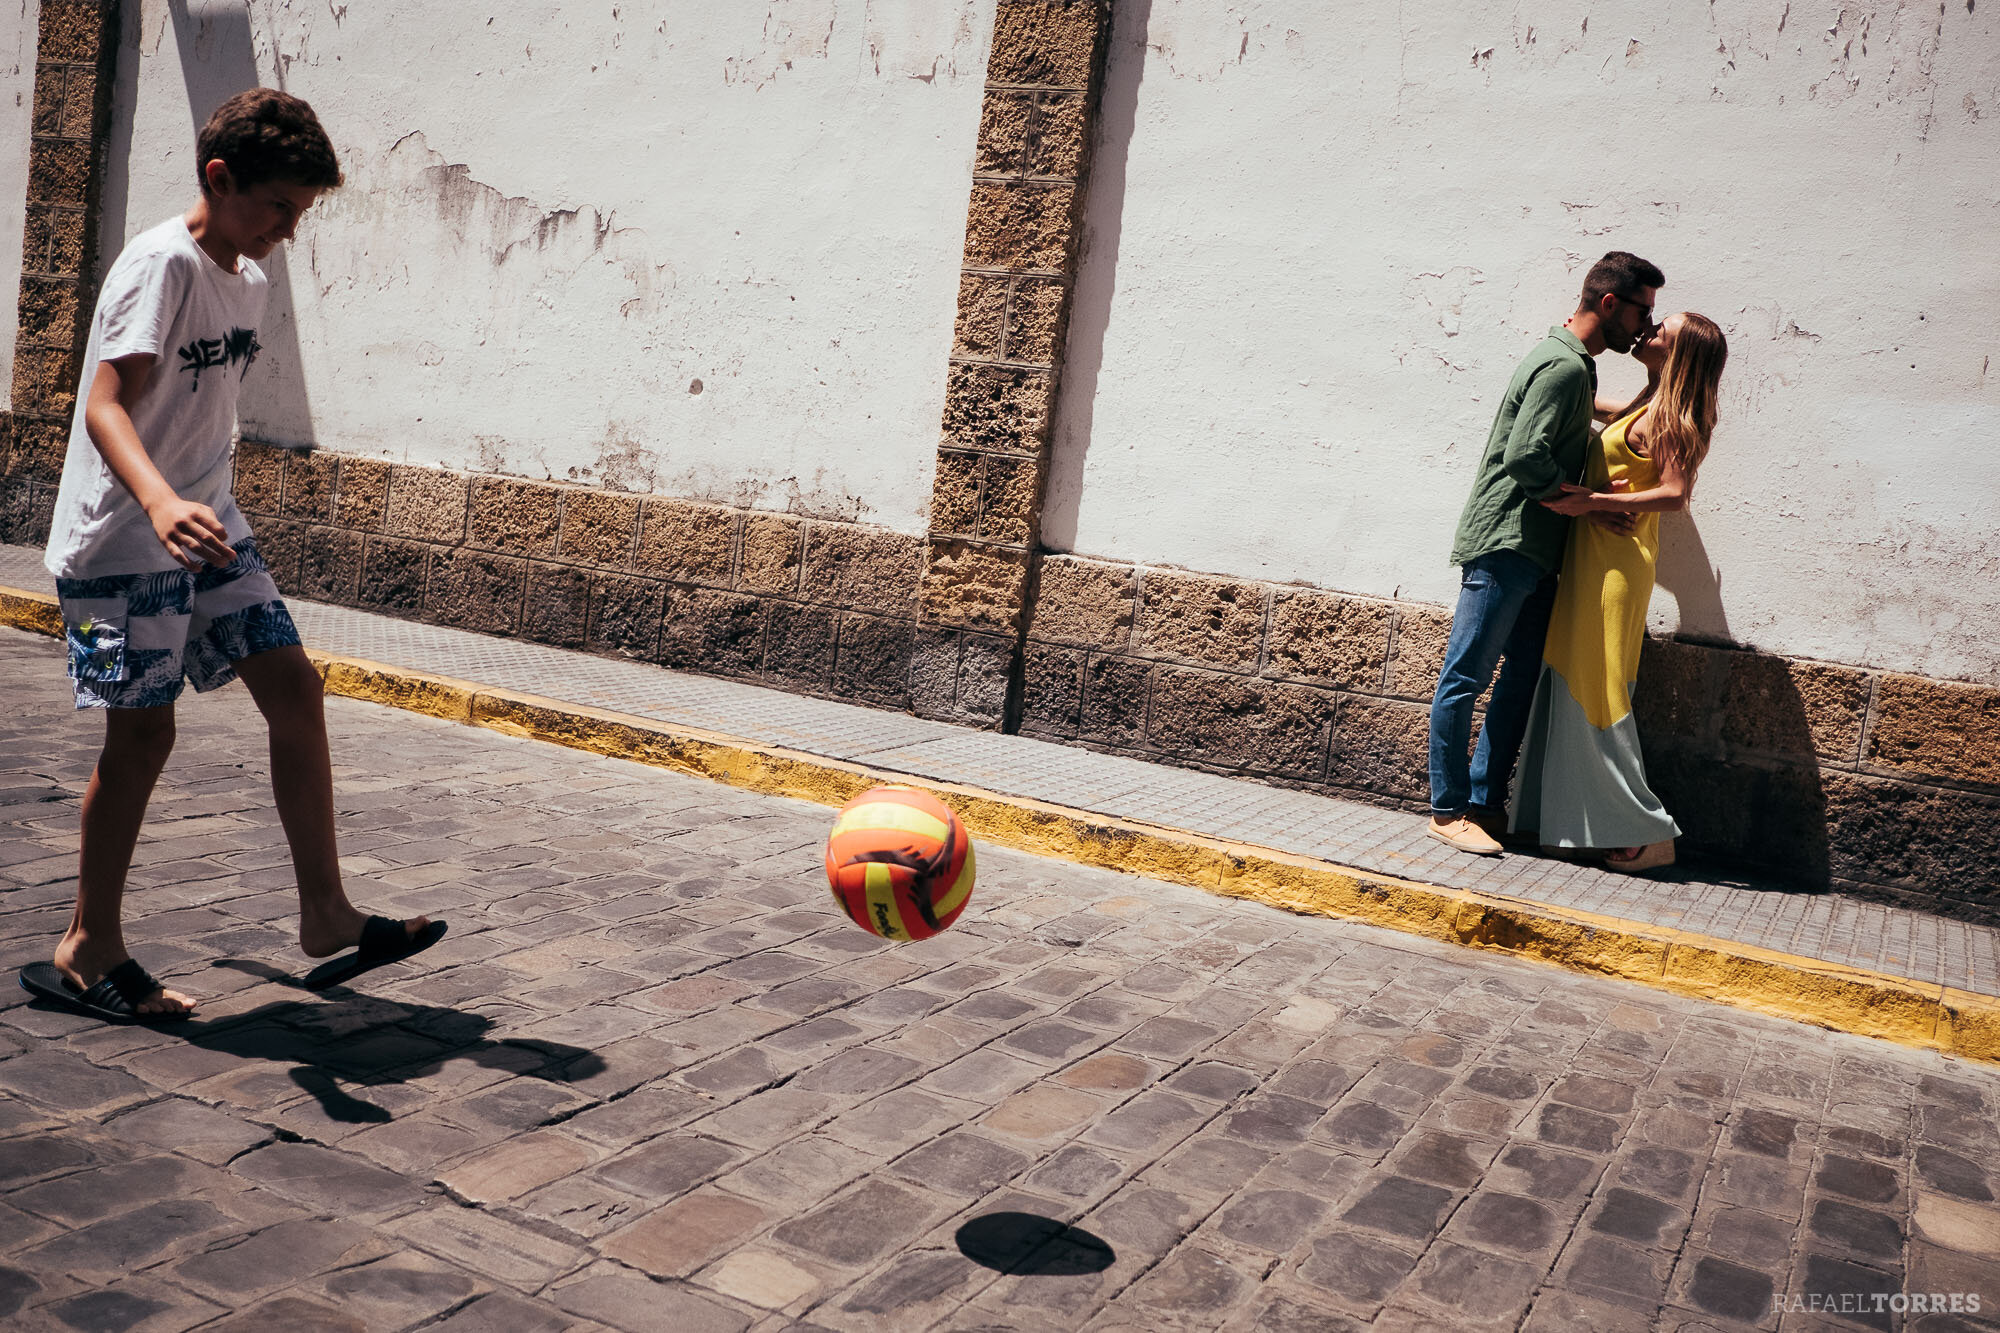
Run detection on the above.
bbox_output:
[1613,293,1657,337]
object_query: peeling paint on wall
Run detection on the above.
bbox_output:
[863,0,984,81]
[723,0,838,88]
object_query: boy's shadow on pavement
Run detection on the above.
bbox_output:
[168,960,605,1125]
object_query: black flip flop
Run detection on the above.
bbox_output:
[18,959,191,1024]
[302,915,448,992]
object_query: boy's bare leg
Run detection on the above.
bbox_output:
[54,705,197,1015]
[232,645,430,957]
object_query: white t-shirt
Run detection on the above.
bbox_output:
[45,217,270,577]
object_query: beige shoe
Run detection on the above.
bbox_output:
[1605,840,1676,874]
[1427,815,1504,857]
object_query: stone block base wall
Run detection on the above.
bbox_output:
[1016,555,2000,922]
[223,441,1011,726]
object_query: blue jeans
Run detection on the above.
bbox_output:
[1428,550,1558,817]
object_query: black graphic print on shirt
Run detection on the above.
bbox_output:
[177,326,260,393]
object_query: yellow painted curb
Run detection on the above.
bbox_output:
[1,584,1994,1066]
[0,585,60,637]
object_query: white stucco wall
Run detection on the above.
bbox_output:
[100,0,994,531]
[0,0,38,402]
[1049,0,2000,684]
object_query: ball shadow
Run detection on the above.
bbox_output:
[955,1212,1116,1277]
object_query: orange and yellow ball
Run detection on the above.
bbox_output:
[823,786,975,941]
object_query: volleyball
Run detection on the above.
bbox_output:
[824,786,975,941]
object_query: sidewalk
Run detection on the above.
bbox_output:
[2,542,1995,1064]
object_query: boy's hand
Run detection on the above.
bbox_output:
[149,498,235,569]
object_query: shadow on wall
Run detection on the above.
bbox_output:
[142,0,316,445]
[1036,0,1149,554]
[1655,508,1731,646]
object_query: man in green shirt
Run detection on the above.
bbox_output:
[1428,252,1663,855]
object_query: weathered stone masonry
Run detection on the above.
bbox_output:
[916,0,1111,726]
[1015,553,2000,921]
[228,442,940,715]
[4,0,1995,916]
[1,0,120,549]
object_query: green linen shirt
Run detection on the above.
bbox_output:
[1448,327,1599,574]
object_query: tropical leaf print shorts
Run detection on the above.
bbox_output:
[55,537,303,710]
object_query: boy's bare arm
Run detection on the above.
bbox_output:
[84,354,236,569]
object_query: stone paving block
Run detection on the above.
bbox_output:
[696,1246,824,1313]
[1222,1092,1327,1149]
[1294,1228,1422,1313]
[713,1134,875,1214]
[304,1252,488,1329]
[171,1217,386,1305]
[1557,1234,1675,1313]
[424,1290,574,1333]
[592,1133,742,1199]
[20,1198,240,1276]
[600,1188,767,1279]
[561,1084,714,1147]
[1535,1100,1622,1153]
[439,1129,598,1204]
[513,1173,650,1241]
[28,1278,227,1333]
[1121,1243,1258,1321]
[8,1154,206,1226]
[226,1141,423,1215]
[1211,1187,1327,1253]
[1519,1289,1658,1333]
[1055,1050,1155,1093]
[1706,1151,1811,1217]
[0,1049,148,1113]
[827,1248,993,1330]
[698,1086,837,1150]
[1338,1174,1456,1243]
[821,1086,978,1158]
[889,1131,1032,1199]
[1389,1129,1502,1190]
[771,1178,948,1269]
[1671,1250,1780,1327]
[1807,1197,1905,1264]
[1399,1238,1544,1329]
[1794,1252,1900,1331]
[384,1204,586,1288]
[1915,1144,1995,1202]
[1585,1185,1692,1250]
[1316,1099,1414,1159]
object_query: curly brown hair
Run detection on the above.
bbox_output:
[196,88,342,195]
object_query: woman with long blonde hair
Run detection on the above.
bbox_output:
[1508,312,1728,872]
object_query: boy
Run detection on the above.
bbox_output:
[19,89,445,1022]
[1425,251,1662,856]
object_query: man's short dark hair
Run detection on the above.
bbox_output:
[1579,251,1664,310]
[196,88,342,195]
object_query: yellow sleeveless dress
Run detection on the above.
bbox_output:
[1508,408,1681,849]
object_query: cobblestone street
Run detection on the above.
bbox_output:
[2,625,1998,1332]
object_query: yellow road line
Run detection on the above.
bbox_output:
[3,583,1992,1065]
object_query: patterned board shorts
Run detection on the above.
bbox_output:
[55,536,304,710]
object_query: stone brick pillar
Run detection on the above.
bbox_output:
[914,0,1111,726]
[2,0,121,545]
